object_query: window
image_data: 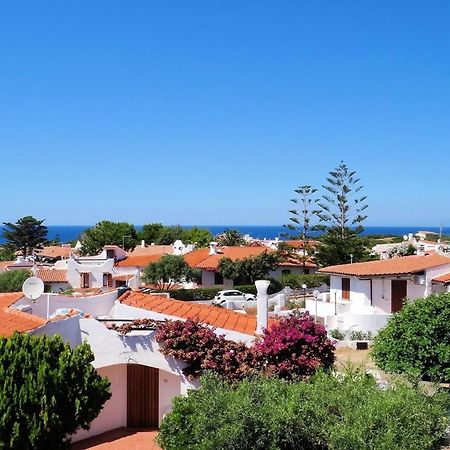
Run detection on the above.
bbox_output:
[214,272,224,285]
[103,273,113,287]
[106,249,115,259]
[80,273,90,288]
[342,278,350,300]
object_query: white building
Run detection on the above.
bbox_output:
[4,287,267,443]
[319,253,450,314]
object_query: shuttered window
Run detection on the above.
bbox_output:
[342,278,350,300]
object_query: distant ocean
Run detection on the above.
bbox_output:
[1,225,448,244]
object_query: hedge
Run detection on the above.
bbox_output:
[281,273,330,289]
[154,278,284,301]
[158,370,449,450]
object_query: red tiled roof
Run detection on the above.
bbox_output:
[185,246,271,271]
[319,253,450,277]
[116,254,162,268]
[37,268,68,283]
[284,240,318,249]
[129,245,173,256]
[432,272,450,284]
[0,293,46,337]
[35,246,72,259]
[120,291,261,335]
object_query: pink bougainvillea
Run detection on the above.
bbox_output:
[253,313,335,379]
[155,313,335,382]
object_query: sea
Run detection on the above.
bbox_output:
[0,225,448,244]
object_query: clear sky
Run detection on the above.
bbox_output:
[1,1,449,226]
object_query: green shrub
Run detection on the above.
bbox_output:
[281,273,330,289]
[0,269,30,293]
[158,369,449,450]
[0,332,111,449]
[330,329,345,340]
[155,287,222,301]
[373,293,450,382]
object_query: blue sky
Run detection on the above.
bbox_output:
[1,1,449,226]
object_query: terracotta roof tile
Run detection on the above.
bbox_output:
[120,291,258,335]
[116,255,162,267]
[37,268,68,283]
[185,246,273,271]
[319,253,450,277]
[35,246,72,259]
[0,293,46,337]
[432,272,450,284]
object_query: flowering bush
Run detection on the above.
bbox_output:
[253,313,335,379]
[156,314,334,381]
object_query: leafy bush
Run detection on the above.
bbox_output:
[373,293,450,381]
[0,269,30,293]
[155,320,254,381]
[158,370,449,450]
[281,273,330,289]
[155,314,334,381]
[0,332,111,449]
[253,313,335,379]
[330,328,346,340]
[349,330,372,341]
[153,287,222,301]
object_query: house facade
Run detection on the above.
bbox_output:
[319,253,450,314]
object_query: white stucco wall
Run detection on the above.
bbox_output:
[30,315,82,347]
[67,258,115,289]
[13,291,117,319]
[72,364,128,442]
[159,370,181,424]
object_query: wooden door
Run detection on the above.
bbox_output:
[342,278,350,300]
[391,280,407,313]
[127,365,159,428]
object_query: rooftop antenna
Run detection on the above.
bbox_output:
[22,277,44,301]
[22,276,51,319]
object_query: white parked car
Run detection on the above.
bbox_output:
[212,290,256,305]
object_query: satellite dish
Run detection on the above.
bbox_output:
[22,277,44,301]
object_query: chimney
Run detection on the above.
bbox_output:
[141,240,145,248]
[209,242,218,255]
[255,279,270,334]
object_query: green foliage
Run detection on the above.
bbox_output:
[81,221,137,255]
[216,228,246,246]
[0,333,111,449]
[138,223,165,244]
[158,370,448,450]
[138,223,212,246]
[316,227,372,266]
[0,270,30,293]
[373,293,450,382]
[0,244,16,262]
[330,329,345,340]
[143,254,193,290]
[218,252,280,284]
[180,227,213,247]
[316,161,368,237]
[159,287,222,301]
[2,216,48,258]
[281,273,330,288]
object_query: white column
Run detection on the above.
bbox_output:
[255,280,270,334]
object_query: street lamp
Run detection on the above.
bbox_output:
[350,253,354,264]
[313,289,320,323]
[301,283,307,307]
